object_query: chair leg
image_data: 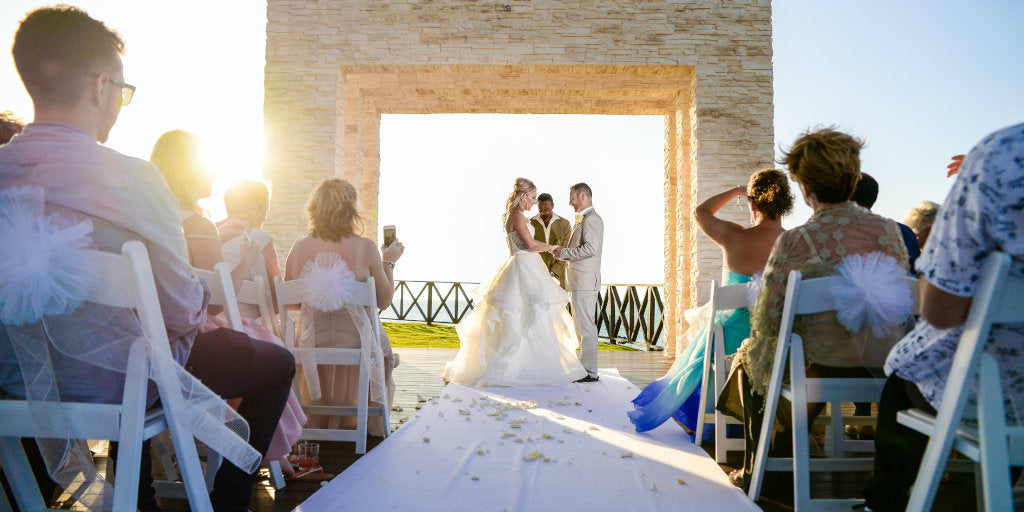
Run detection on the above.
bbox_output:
[695,331,714,448]
[0,438,47,511]
[792,387,812,511]
[268,459,286,490]
[978,356,1013,512]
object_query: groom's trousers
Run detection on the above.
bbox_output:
[571,290,599,377]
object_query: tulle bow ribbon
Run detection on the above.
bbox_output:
[0,187,98,325]
[828,252,914,338]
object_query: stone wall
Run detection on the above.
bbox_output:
[264,0,774,354]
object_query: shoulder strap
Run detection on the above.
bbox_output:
[797,227,821,260]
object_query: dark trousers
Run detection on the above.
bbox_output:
[177,327,295,511]
[862,374,936,512]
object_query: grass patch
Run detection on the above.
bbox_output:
[384,321,641,351]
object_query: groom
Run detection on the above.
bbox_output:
[553,183,604,382]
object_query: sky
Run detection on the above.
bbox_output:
[2,1,1022,284]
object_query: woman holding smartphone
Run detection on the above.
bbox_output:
[284,179,405,438]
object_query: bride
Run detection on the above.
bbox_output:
[443,178,588,387]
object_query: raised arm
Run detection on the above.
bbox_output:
[511,212,553,252]
[694,186,747,248]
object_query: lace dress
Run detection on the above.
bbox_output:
[443,226,588,387]
[735,202,911,397]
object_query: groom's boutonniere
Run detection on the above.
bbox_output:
[574,213,583,225]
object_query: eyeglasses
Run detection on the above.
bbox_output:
[87,72,136,107]
[109,78,135,107]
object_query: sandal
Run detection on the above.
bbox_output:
[728,468,745,488]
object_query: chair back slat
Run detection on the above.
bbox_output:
[192,263,243,331]
[712,281,750,311]
[85,250,140,308]
[991,274,1024,325]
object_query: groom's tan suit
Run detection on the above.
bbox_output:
[558,208,604,378]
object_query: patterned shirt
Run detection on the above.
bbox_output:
[885,122,1024,422]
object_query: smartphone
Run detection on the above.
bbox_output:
[383,225,396,247]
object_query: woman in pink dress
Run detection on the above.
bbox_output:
[284,178,404,438]
[150,130,305,477]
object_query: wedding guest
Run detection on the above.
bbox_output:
[863,122,1024,511]
[902,200,940,251]
[284,179,404,437]
[852,173,920,273]
[150,130,305,478]
[848,172,921,438]
[531,192,572,289]
[0,7,294,510]
[723,128,910,489]
[0,111,23,144]
[629,169,792,433]
[218,179,281,315]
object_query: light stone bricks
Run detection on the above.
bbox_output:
[264,0,773,355]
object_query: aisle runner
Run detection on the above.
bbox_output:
[297,369,759,511]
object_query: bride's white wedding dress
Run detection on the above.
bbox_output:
[443,225,588,387]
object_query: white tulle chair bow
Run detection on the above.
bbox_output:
[296,253,386,407]
[828,252,914,338]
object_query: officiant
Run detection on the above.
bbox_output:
[531,192,572,289]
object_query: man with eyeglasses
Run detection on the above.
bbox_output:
[0,6,295,511]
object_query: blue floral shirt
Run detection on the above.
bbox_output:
[885,122,1024,422]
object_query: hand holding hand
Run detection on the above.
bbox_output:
[946,154,965,178]
[552,246,563,259]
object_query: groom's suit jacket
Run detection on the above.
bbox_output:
[560,208,604,291]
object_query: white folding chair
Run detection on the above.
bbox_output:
[275,275,390,454]
[748,271,919,510]
[898,252,1024,512]
[238,275,279,337]
[694,279,748,463]
[0,241,214,511]
[192,266,287,491]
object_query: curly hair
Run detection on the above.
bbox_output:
[503,177,536,224]
[780,127,864,204]
[747,168,794,220]
[306,179,363,241]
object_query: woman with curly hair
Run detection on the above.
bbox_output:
[629,168,793,433]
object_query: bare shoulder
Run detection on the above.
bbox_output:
[182,214,217,238]
[360,236,381,257]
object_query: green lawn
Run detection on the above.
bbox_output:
[383,321,640,351]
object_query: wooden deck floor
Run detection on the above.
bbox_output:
[145,348,977,512]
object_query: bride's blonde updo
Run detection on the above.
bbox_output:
[503,177,536,224]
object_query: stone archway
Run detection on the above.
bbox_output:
[264,1,774,354]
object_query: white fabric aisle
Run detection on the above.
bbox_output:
[296,368,760,511]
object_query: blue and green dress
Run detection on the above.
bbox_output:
[628,270,752,435]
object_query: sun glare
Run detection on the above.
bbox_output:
[197,131,266,221]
